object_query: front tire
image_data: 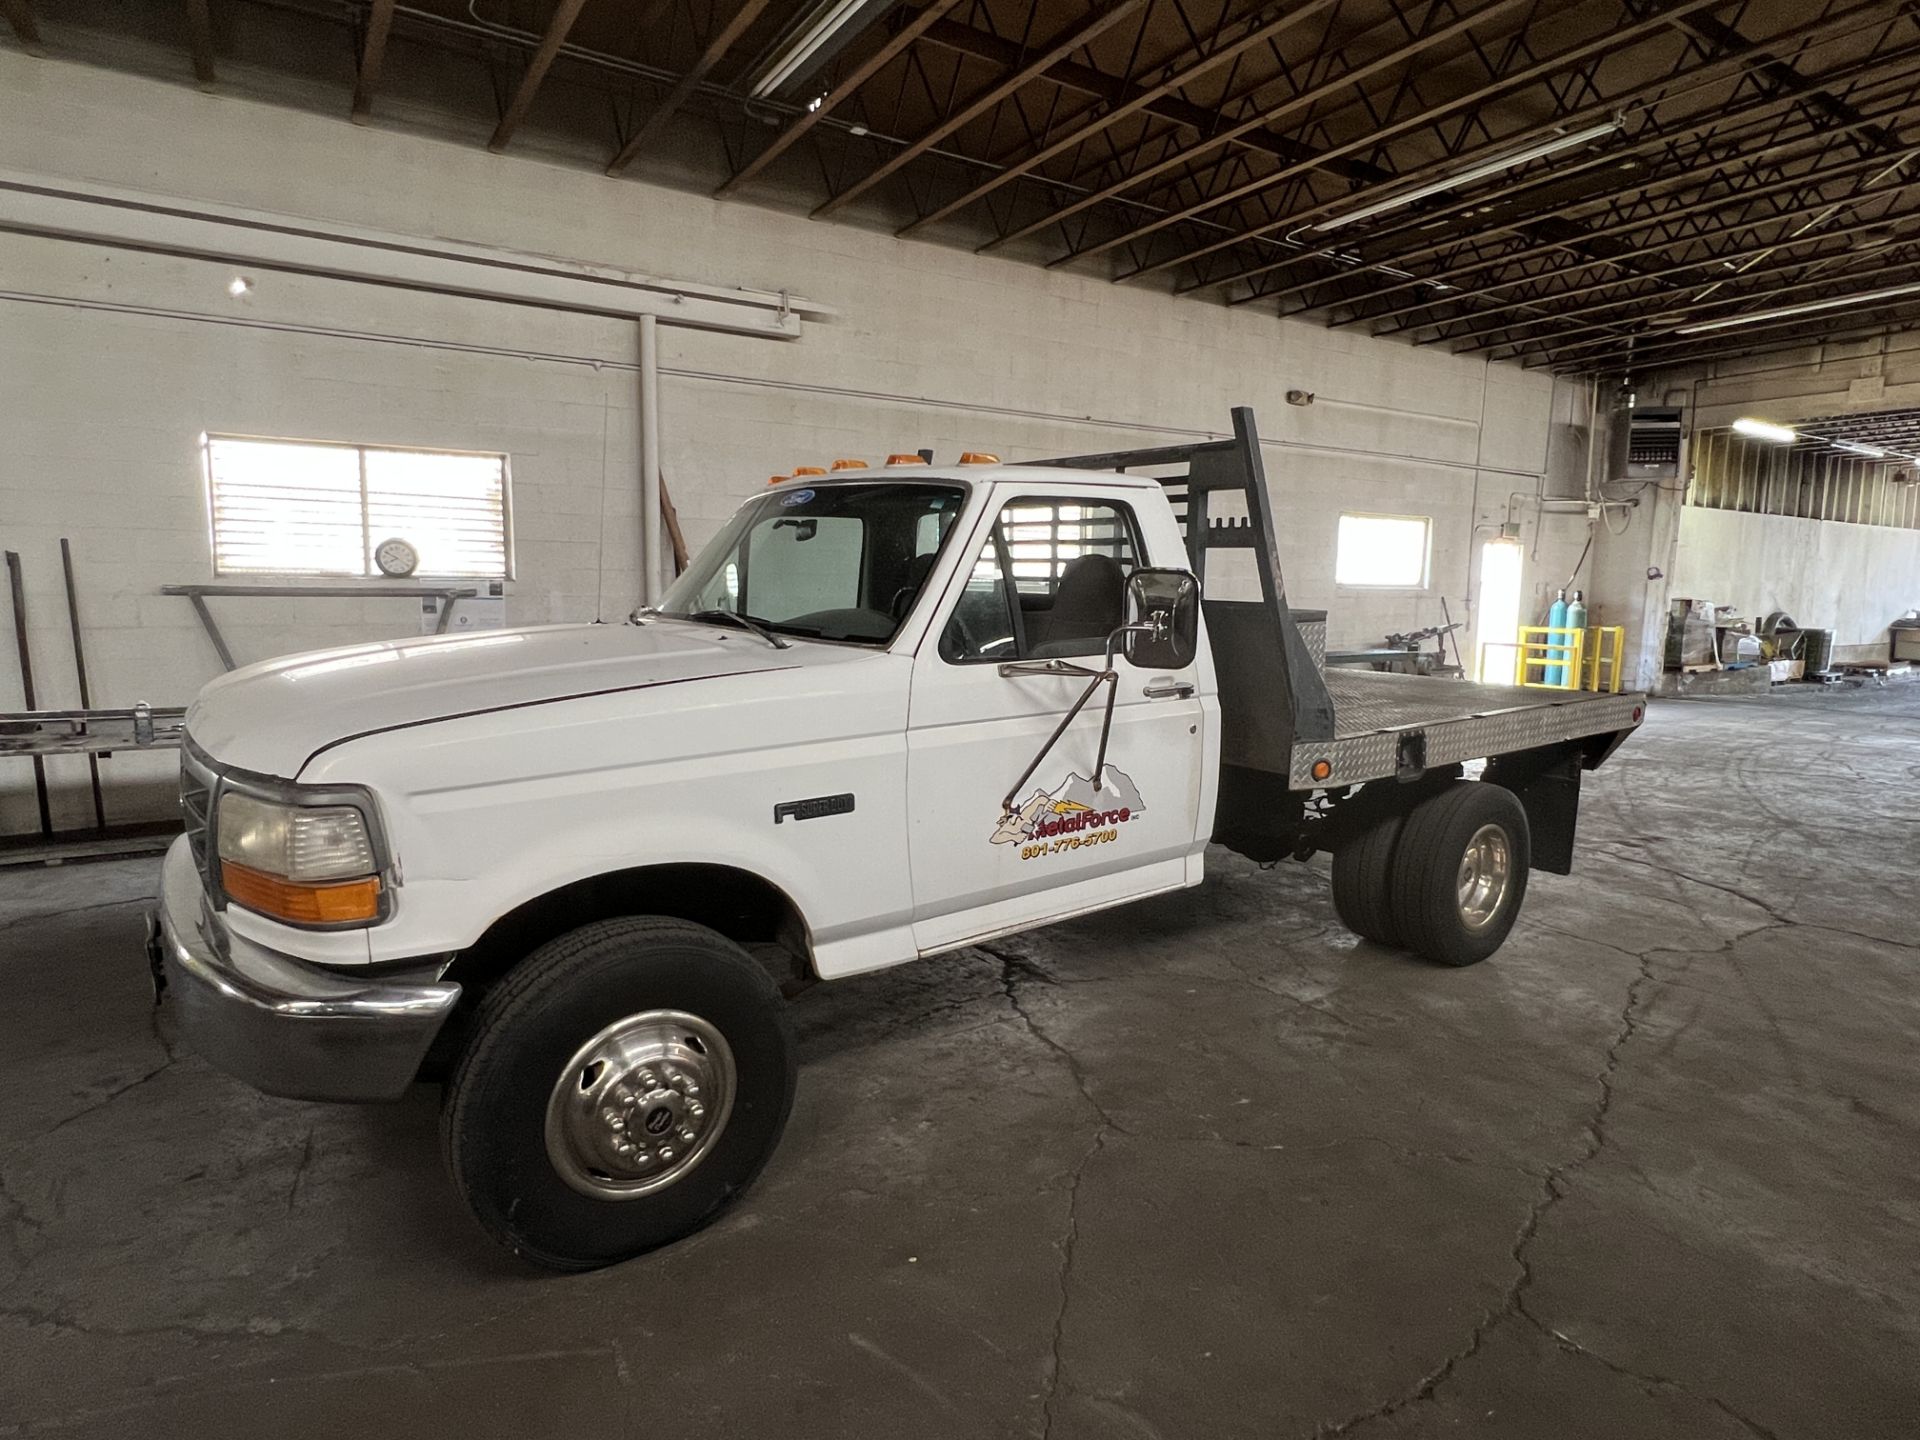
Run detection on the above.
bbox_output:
[1389,781,1530,967]
[442,917,795,1271]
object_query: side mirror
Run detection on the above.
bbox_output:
[1123,567,1201,670]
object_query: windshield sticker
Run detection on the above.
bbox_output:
[781,488,817,507]
[992,767,1144,861]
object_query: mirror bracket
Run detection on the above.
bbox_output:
[993,570,1198,822]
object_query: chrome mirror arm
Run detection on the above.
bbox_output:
[996,612,1171,817]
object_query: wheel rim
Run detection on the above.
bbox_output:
[1456,823,1512,931]
[544,1010,736,1200]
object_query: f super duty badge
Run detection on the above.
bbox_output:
[774,793,856,825]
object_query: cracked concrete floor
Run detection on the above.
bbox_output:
[2,686,1918,1439]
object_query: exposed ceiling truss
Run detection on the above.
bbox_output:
[12,0,1920,375]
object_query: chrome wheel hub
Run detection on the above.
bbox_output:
[544,1010,736,1200]
[1456,823,1512,930]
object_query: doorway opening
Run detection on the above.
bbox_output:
[1475,539,1524,683]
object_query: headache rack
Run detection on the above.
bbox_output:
[1025,408,1645,809]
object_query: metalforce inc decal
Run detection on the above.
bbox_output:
[991,767,1145,861]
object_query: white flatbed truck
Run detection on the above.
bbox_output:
[150,407,1645,1269]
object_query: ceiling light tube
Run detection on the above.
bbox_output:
[1311,118,1624,233]
[1832,440,1888,458]
[1732,418,1796,444]
[747,0,874,99]
[1676,280,1920,334]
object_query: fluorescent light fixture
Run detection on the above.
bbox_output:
[1311,118,1624,233]
[1676,279,1920,334]
[1732,418,1796,444]
[746,0,887,99]
[1832,440,1888,458]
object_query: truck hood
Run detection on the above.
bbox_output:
[187,620,809,776]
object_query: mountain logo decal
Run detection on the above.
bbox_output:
[992,767,1145,852]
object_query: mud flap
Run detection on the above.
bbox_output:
[1482,747,1582,875]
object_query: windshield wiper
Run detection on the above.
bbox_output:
[686,608,791,650]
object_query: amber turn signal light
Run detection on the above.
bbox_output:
[222,861,382,925]
[791,466,827,477]
[958,451,1000,465]
[886,453,928,465]
[1310,759,1333,782]
[830,458,868,470]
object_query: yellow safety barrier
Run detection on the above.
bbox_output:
[1583,626,1626,694]
[1515,626,1626,691]
[1515,626,1585,690]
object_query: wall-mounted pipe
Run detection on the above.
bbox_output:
[0,171,829,338]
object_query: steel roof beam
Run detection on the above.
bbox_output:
[1381,203,1920,341]
[1493,251,1920,365]
[184,0,216,87]
[489,0,591,152]
[1449,243,1920,359]
[607,0,778,175]
[350,0,397,123]
[812,0,1149,218]
[1201,7,1920,300]
[979,0,1534,257]
[1309,93,1920,325]
[1339,92,1920,331]
[911,11,1388,185]
[1084,0,1735,278]
[1545,293,1920,372]
[716,0,966,196]
[895,0,1342,236]
[1299,143,1920,320]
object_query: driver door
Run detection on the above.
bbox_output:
[905,485,1206,953]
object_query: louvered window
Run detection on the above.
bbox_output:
[204,435,511,578]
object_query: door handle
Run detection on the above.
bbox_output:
[1143,679,1195,699]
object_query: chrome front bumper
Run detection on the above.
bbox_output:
[149,836,461,1102]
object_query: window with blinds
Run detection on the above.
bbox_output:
[204,435,511,578]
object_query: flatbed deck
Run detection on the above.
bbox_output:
[1287,669,1644,789]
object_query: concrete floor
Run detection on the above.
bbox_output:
[2,687,1917,1439]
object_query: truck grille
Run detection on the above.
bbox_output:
[178,741,221,897]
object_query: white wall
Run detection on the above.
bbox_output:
[1635,337,1920,671]
[1672,507,1920,662]
[0,49,1585,835]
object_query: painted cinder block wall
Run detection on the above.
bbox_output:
[0,47,1594,836]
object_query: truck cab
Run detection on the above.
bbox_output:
[152,408,1642,1270]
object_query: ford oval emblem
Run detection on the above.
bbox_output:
[781,488,816,507]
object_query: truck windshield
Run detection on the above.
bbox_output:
[656,481,968,645]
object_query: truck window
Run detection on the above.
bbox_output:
[941,498,1140,662]
[659,481,966,645]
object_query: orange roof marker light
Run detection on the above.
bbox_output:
[830,458,869,470]
[791,466,827,477]
[886,453,928,465]
[767,474,789,485]
[958,451,1001,465]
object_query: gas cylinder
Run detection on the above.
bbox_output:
[1566,590,1589,689]
[1546,588,1569,686]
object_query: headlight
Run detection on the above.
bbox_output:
[216,791,384,926]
